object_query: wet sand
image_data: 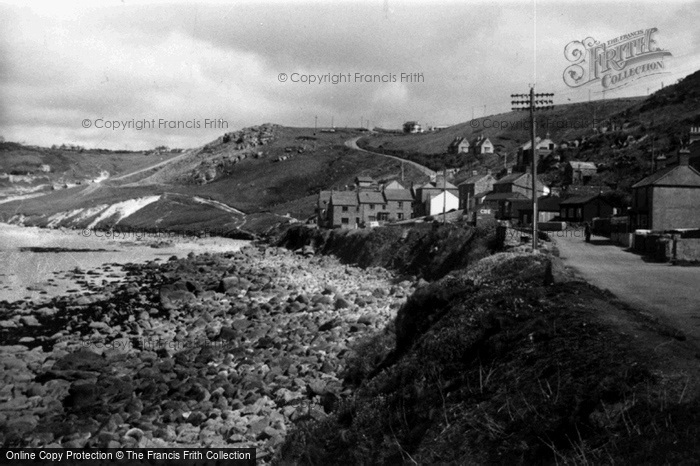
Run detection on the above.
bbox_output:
[0,224,250,303]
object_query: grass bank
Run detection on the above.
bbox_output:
[277,251,700,464]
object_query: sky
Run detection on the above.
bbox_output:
[1,0,699,151]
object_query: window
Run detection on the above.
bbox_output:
[342,206,348,212]
[341,218,349,224]
[369,215,376,221]
[370,204,375,210]
[397,213,404,220]
[383,204,387,210]
[398,201,403,209]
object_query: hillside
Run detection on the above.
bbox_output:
[278,244,700,465]
[359,68,700,192]
[0,126,429,236]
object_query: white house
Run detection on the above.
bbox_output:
[426,190,459,216]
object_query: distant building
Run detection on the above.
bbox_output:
[317,190,333,227]
[328,191,359,228]
[517,133,556,170]
[403,121,423,133]
[471,135,494,156]
[565,161,597,185]
[355,176,376,190]
[458,172,495,211]
[559,194,618,223]
[383,189,414,221]
[425,191,459,217]
[383,180,405,190]
[492,171,547,199]
[630,152,700,230]
[358,191,387,223]
[512,196,562,224]
[412,178,459,217]
[448,137,470,155]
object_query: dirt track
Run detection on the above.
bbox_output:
[344,136,436,177]
[555,231,700,341]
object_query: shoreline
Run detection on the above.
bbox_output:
[0,223,250,304]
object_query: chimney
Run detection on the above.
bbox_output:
[524,165,531,174]
[506,167,513,175]
[472,170,478,176]
[679,148,690,166]
[486,168,492,175]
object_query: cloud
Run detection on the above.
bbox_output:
[0,1,698,150]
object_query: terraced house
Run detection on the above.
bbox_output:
[318,183,415,228]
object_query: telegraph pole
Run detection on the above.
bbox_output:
[511,88,554,252]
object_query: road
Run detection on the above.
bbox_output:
[110,149,194,181]
[556,232,700,340]
[344,137,436,177]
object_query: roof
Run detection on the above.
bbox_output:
[383,189,414,201]
[559,194,611,206]
[427,190,459,201]
[631,164,700,188]
[512,196,562,212]
[420,179,458,190]
[330,191,358,206]
[355,176,375,183]
[483,191,529,202]
[568,161,597,170]
[318,190,332,205]
[449,137,468,148]
[383,180,405,190]
[458,173,493,186]
[472,136,492,147]
[494,172,527,184]
[521,137,555,150]
[358,191,385,204]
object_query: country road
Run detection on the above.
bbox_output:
[555,231,700,341]
[345,136,436,177]
[110,149,194,181]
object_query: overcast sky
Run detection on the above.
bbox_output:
[1,0,699,150]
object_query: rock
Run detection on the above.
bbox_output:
[334,297,351,310]
[20,315,40,327]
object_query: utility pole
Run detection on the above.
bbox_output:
[442,165,447,223]
[511,88,554,252]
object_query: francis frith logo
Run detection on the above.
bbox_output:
[563,27,672,91]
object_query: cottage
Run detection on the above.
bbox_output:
[358,191,389,224]
[512,196,562,224]
[565,161,597,185]
[516,134,556,170]
[355,176,375,189]
[448,137,470,155]
[328,191,359,228]
[492,172,547,199]
[425,191,460,217]
[412,178,459,217]
[383,189,414,221]
[458,172,495,211]
[559,194,618,223]
[482,191,529,219]
[471,135,494,155]
[629,153,700,230]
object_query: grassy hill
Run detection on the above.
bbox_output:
[359,67,700,192]
[0,126,429,235]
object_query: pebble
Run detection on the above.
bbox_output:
[0,244,411,459]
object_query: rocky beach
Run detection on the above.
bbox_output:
[0,231,411,462]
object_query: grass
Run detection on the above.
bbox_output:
[278,251,700,465]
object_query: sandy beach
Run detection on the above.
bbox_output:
[0,224,250,303]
